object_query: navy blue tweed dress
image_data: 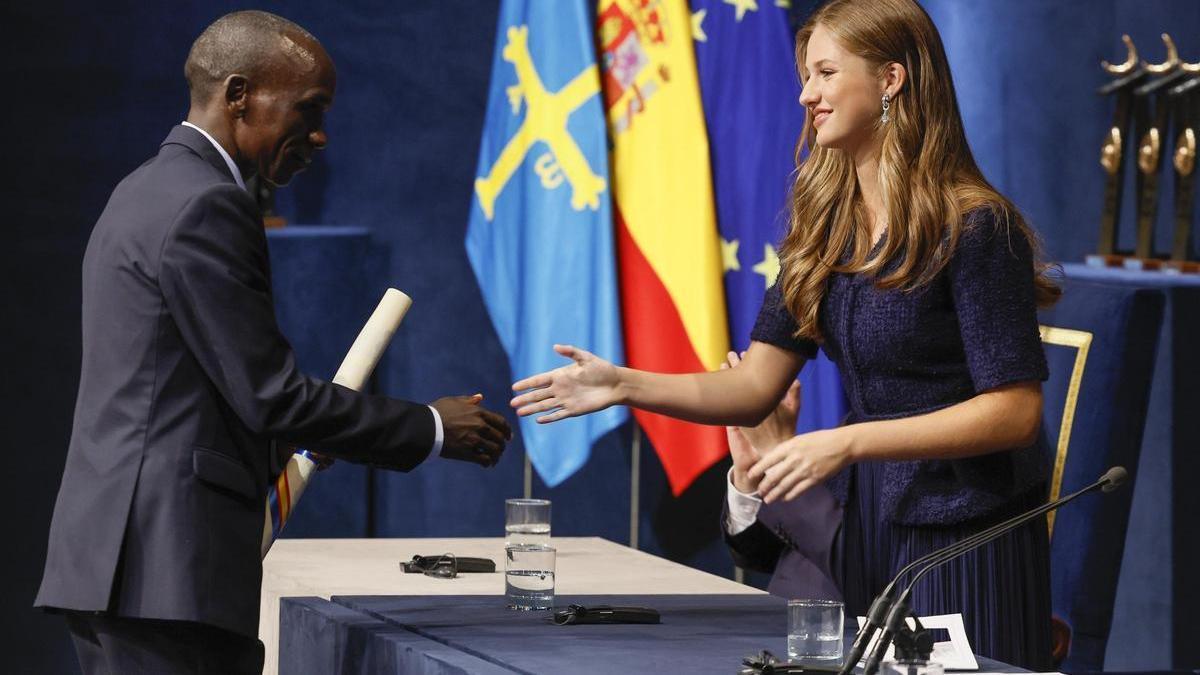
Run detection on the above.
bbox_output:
[751,207,1053,669]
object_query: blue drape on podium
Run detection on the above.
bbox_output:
[1037,274,1165,670]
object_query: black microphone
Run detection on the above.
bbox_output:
[1099,465,1128,492]
[839,466,1128,675]
[857,466,1127,675]
[834,514,1028,675]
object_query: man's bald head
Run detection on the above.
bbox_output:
[184,10,328,105]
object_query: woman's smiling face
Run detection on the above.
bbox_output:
[798,23,887,153]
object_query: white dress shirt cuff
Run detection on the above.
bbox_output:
[725,467,764,535]
[428,405,444,459]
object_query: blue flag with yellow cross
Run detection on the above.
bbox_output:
[465,0,627,486]
[692,0,848,432]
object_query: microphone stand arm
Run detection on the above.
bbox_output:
[860,478,1113,675]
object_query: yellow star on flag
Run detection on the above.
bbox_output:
[721,237,741,272]
[724,0,759,22]
[775,0,791,7]
[752,243,780,288]
[692,9,708,43]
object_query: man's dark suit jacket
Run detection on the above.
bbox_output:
[723,484,844,602]
[36,125,437,638]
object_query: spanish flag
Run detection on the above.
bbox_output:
[598,0,730,495]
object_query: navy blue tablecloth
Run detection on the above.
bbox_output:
[279,594,1027,675]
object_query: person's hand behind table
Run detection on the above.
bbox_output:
[723,351,800,494]
[431,394,513,467]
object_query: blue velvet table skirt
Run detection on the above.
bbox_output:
[279,594,1027,674]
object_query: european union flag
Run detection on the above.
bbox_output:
[465,0,627,486]
[693,0,847,432]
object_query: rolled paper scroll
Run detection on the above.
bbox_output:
[261,288,413,558]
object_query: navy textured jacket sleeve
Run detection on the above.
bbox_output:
[750,281,819,358]
[948,210,1049,392]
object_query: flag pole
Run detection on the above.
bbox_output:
[629,422,641,549]
[523,452,533,499]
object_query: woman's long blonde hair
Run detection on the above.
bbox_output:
[779,0,1059,340]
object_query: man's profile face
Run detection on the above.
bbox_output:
[236,36,335,187]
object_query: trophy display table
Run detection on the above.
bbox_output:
[261,537,761,675]
[1062,264,1200,669]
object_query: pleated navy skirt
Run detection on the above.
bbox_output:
[834,461,1053,671]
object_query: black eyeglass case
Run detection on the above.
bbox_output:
[552,604,661,625]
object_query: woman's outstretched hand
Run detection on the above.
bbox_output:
[511,344,620,423]
[747,427,855,504]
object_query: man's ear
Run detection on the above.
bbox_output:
[882,62,907,98]
[224,74,249,119]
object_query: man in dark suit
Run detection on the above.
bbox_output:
[35,11,511,674]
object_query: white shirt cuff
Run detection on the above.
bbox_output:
[726,467,763,535]
[428,405,444,459]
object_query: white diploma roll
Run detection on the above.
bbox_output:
[260,288,413,558]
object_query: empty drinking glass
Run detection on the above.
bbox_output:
[787,599,844,665]
[505,498,551,545]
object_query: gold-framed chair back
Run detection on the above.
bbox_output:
[1039,325,1094,538]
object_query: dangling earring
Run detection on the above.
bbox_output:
[881,93,891,124]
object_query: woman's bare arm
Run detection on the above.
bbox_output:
[749,381,1043,503]
[511,341,805,427]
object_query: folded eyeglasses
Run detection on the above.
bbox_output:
[401,553,496,578]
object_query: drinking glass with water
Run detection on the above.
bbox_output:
[505,498,551,545]
[787,599,844,665]
[505,543,555,610]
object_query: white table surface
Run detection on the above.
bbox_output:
[260,536,760,675]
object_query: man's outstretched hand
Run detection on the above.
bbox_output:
[431,394,513,467]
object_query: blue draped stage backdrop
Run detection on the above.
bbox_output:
[3,1,1198,672]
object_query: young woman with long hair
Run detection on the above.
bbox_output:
[511,0,1058,666]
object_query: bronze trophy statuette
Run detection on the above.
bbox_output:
[1089,34,1199,273]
